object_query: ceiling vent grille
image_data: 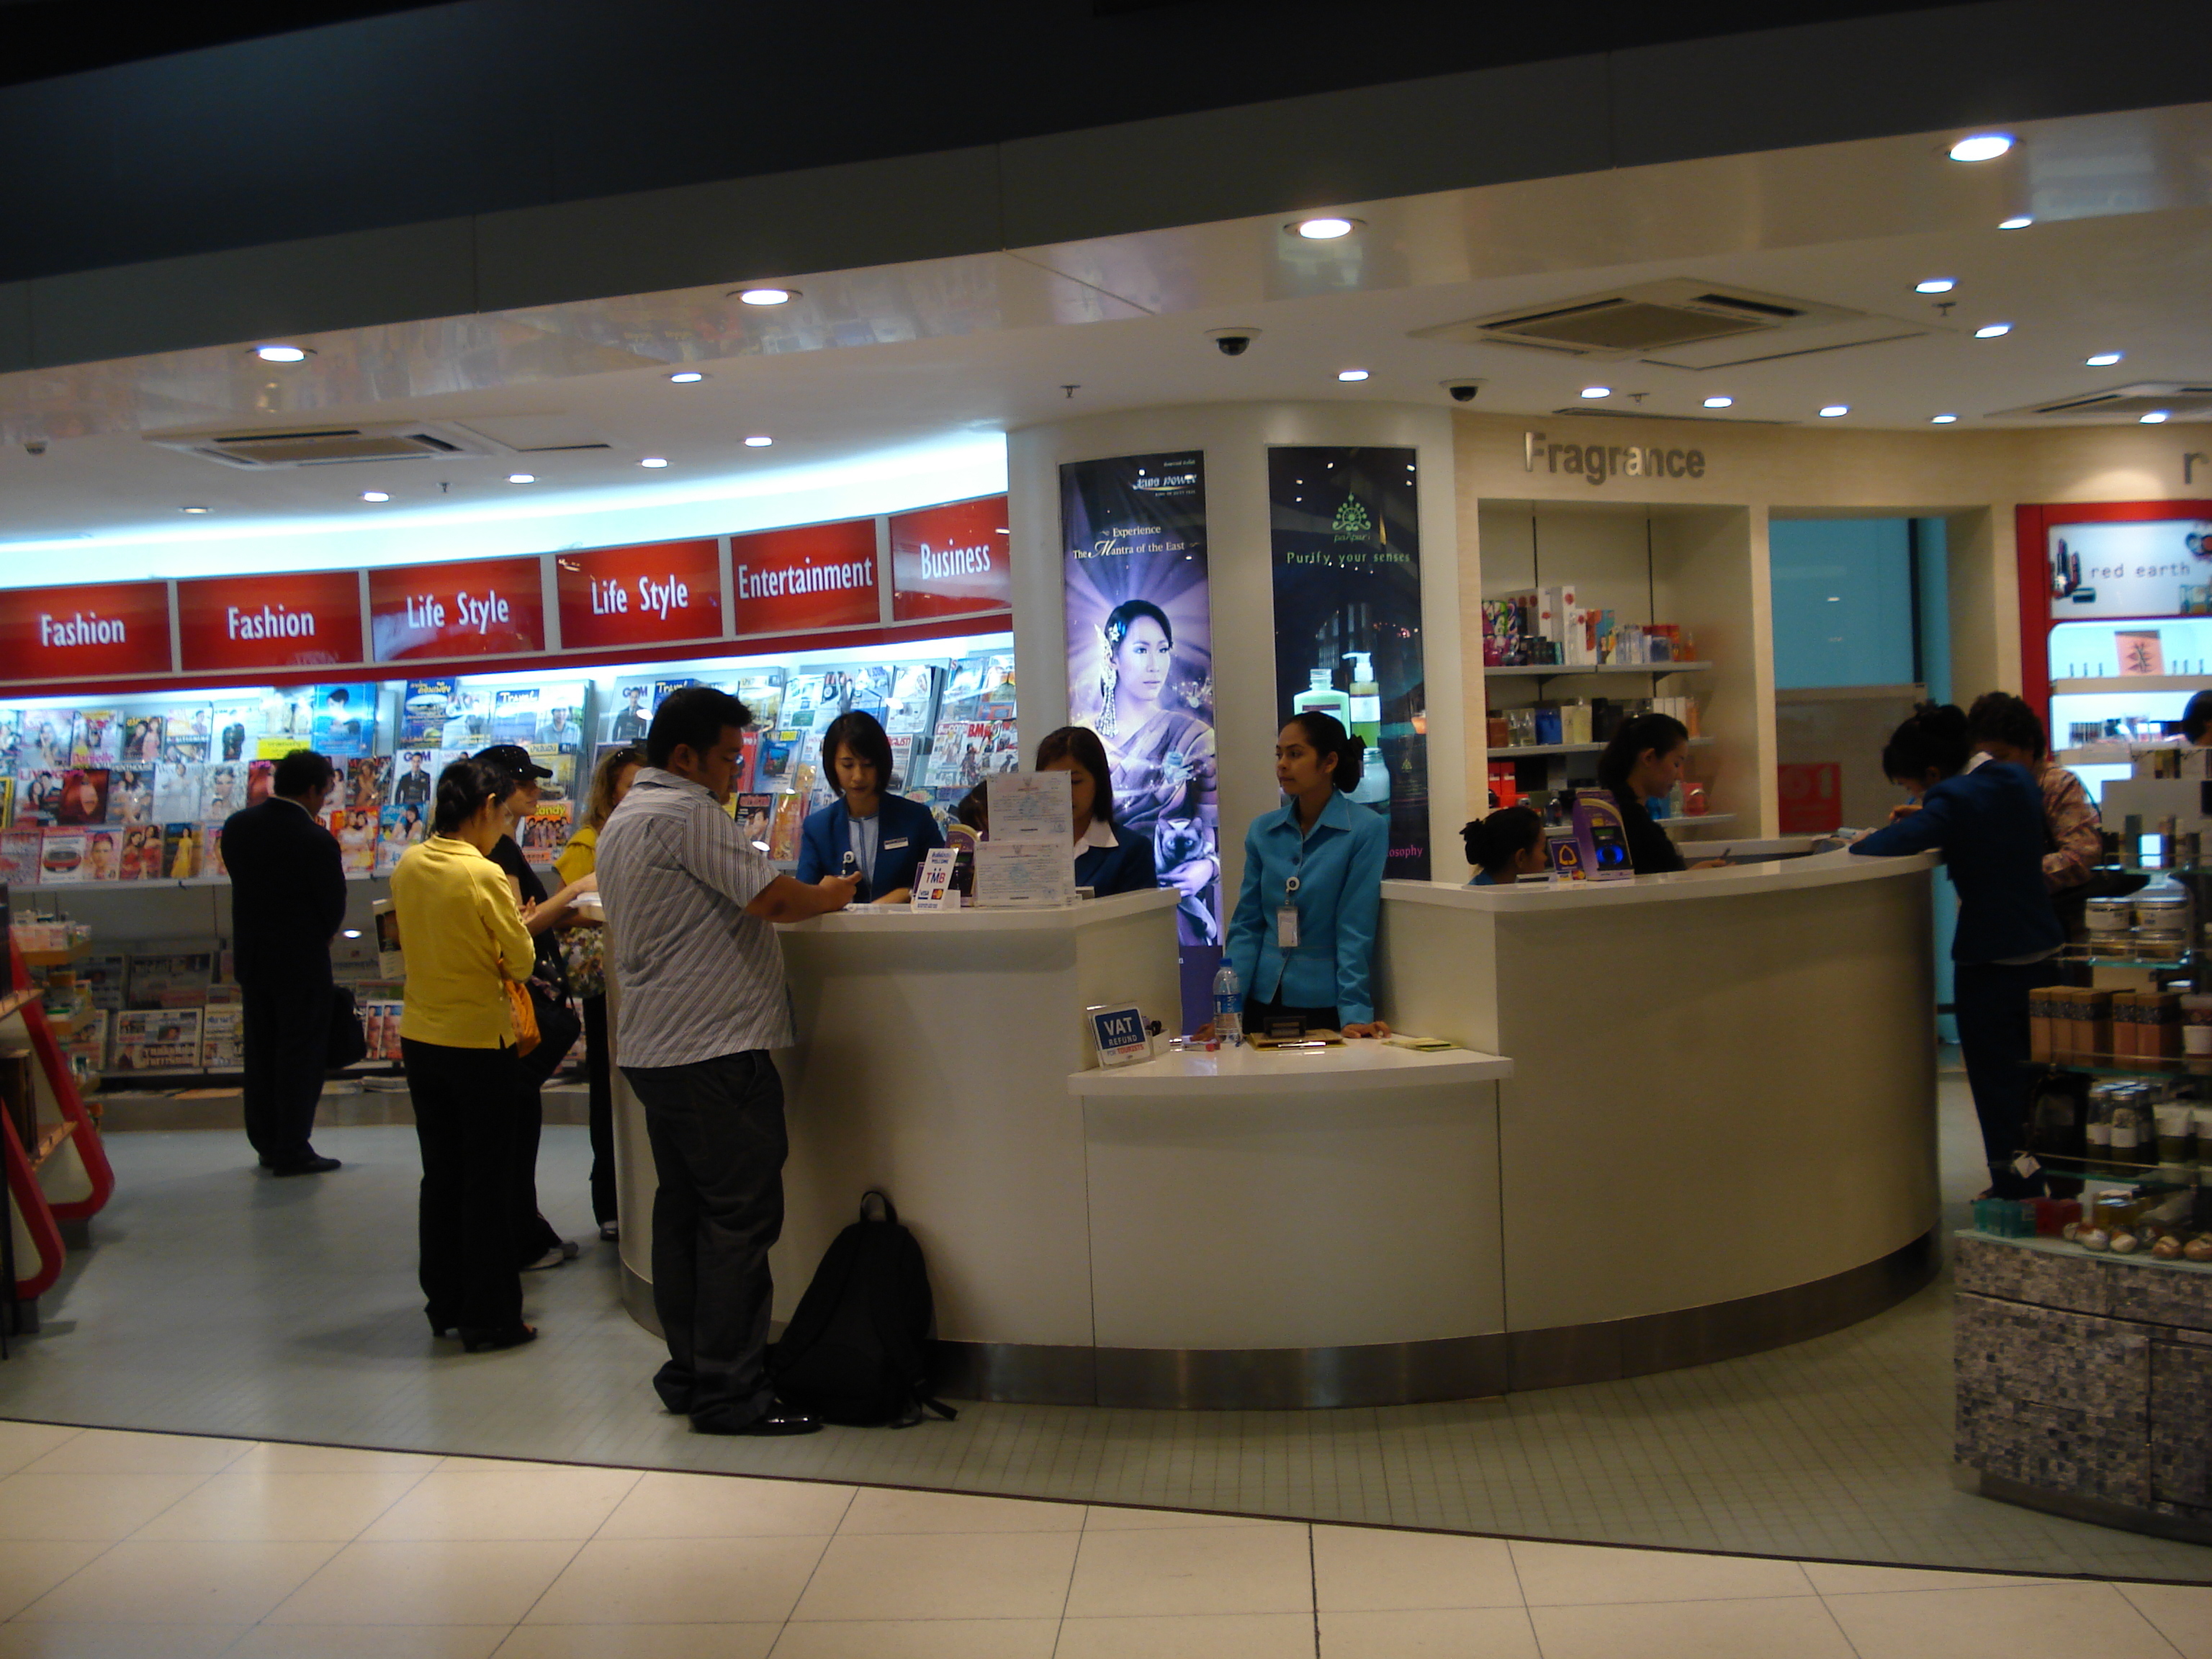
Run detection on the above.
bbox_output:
[1413,279,1866,361]
[1990,383,2212,420]
[148,421,504,468]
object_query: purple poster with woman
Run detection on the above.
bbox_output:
[1061,453,1221,950]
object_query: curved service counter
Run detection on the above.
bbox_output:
[608,848,1943,1408]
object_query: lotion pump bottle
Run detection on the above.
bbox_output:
[1292,667,1349,724]
[1343,652,1382,746]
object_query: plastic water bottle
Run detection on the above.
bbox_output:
[1211,962,1243,1047]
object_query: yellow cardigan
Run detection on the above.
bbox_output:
[391,835,537,1049]
[554,822,597,886]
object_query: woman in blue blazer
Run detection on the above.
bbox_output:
[796,711,943,903]
[1851,702,2062,1198]
[1220,711,1392,1038]
[1036,726,1157,897]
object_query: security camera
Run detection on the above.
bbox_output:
[1206,328,1260,356]
[23,439,47,457]
[1442,380,1484,403]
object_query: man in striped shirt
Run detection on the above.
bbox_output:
[596,685,860,1436]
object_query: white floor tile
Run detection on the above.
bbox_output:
[595,1471,855,1539]
[769,1619,1059,1659]
[0,1623,243,1658]
[0,1473,225,1542]
[2118,1581,2212,1659]
[1803,1562,2059,1594]
[837,1486,1084,1534]
[266,1539,582,1626]
[1064,1524,1314,1619]
[1054,1612,1318,1658]
[1084,1506,1284,1530]
[14,1539,340,1625]
[1822,1580,2156,1659]
[1530,1594,1860,1659]
[1319,1607,1542,1659]
[131,1468,427,1541]
[1511,1541,1816,1606]
[0,1422,83,1479]
[14,1429,252,1477]
[492,1627,778,1659]
[0,1542,107,1622]
[790,1531,1082,1622]
[523,1536,830,1625]
[1313,1524,1521,1611]
[228,1627,512,1659]
[361,1465,641,1541]
[228,1442,446,1475]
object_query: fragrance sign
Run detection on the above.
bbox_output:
[367,557,544,661]
[555,538,724,650]
[0,580,173,683]
[177,569,363,672]
[729,518,881,635]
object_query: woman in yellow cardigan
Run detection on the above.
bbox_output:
[392,757,539,1352]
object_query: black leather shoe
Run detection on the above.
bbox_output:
[691,1408,823,1437]
[459,1324,538,1354]
[270,1154,341,1177]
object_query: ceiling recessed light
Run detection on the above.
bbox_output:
[2085,351,2124,367]
[1581,385,1611,399]
[1291,216,1359,239]
[507,473,536,484]
[1337,369,1370,382]
[360,490,390,501]
[1949,133,2014,162]
[639,457,670,468]
[251,344,310,362]
[180,505,211,514]
[743,435,774,448]
[1974,323,2012,338]
[2141,411,2172,425]
[733,287,797,305]
[667,371,706,383]
[1999,215,2034,230]
[1819,405,1849,418]
[1703,395,1734,408]
[1915,278,1957,294]
[1930,414,1959,425]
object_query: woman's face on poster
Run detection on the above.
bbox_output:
[1113,616,1172,706]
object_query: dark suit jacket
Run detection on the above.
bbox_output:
[795,793,945,897]
[1076,822,1159,896]
[224,797,346,989]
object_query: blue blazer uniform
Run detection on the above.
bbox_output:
[1224,791,1390,1025]
[1076,822,1159,897]
[1850,759,2062,963]
[796,793,944,896]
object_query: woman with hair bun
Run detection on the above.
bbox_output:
[1964,691,2102,899]
[1217,711,1391,1038]
[1462,806,1550,886]
[1851,702,2062,1199]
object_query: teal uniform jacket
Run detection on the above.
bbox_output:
[1223,791,1389,1025]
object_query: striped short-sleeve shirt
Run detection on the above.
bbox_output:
[595,767,791,1066]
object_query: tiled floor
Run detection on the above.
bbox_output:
[3,1421,2209,1659]
[3,1062,2209,1587]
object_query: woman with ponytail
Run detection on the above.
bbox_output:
[1218,712,1392,1038]
[1595,711,1693,874]
[1851,702,2062,1198]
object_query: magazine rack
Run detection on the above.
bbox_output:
[4,930,117,1311]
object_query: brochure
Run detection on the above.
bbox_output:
[974,839,1074,908]
[112,1008,203,1073]
[309,683,377,757]
[987,770,1071,840]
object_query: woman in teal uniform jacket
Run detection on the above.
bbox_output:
[1220,711,1392,1038]
[796,711,943,903]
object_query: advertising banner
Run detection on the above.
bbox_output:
[2047,518,2212,619]
[554,537,724,651]
[0,580,173,683]
[890,495,1012,620]
[1267,446,1429,879]
[729,518,881,635]
[177,570,361,673]
[367,556,544,662]
[1061,452,1220,948]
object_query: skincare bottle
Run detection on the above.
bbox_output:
[1343,652,1382,747]
[1292,667,1349,724]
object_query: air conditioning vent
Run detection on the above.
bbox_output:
[148,421,503,469]
[1990,382,2212,420]
[1413,279,1863,361]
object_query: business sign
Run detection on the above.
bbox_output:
[2048,518,2212,619]
[729,518,880,635]
[554,538,724,651]
[890,495,1012,620]
[177,569,362,672]
[1268,445,1429,880]
[367,556,544,662]
[0,580,173,682]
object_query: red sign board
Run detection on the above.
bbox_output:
[1776,763,1842,835]
[0,580,172,683]
[177,569,363,673]
[890,495,1011,621]
[729,519,880,636]
[367,557,545,662]
[555,539,724,651]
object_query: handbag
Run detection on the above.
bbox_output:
[326,984,369,1069]
[505,979,541,1056]
[559,924,606,1000]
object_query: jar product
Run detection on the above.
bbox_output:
[2109,1090,2152,1169]
[2156,1104,2196,1164]
[2137,926,2190,963]
[2085,1087,2115,1172]
[2087,896,2134,935]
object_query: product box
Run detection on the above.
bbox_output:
[2112,992,2139,1058]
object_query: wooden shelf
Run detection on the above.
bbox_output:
[29,1122,73,1174]
[16,941,91,968]
[0,987,42,1023]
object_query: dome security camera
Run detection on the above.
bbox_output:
[23,439,48,456]
[1206,328,1261,356]
[1442,380,1485,403]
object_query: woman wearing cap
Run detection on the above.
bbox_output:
[795,710,943,904]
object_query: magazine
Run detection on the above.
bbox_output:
[162,822,202,879]
[608,682,655,743]
[0,828,40,885]
[346,755,392,814]
[153,763,204,823]
[54,767,111,825]
[331,808,377,876]
[521,799,571,866]
[199,995,243,1070]
[377,805,425,874]
[308,683,377,757]
[887,734,915,792]
[389,750,437,808]
[107,767,155,826]
[127,950,216,1009]
[201,762,247,819]
[768,764,814,861]
[734,793,773,849]
[118,824,162,880]
[111,1008,203,1073]
[71,709,123,765]
[78,828,120,881]
[490,687,541,747]
[40,828,88,884]
[401,678,459,745]
[200,819,228,877]
[117,714,166,765]
[16,767,62,823]
[757,730,797,783]
[727,670,783,732]
[884,665,938,734]
[208,703,256,763]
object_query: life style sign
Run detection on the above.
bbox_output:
[368,557,545,661]
[554,538,723,649]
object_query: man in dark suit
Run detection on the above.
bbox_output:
[225,749,347,1175]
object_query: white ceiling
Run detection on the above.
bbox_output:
[1,101,2208,571]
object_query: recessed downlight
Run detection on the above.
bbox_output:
[1949,133,2014,162]
[639,457,669,468]
[743,435,774,448]
[181,505,211,514]
[1999,215,2034,230]
[360,490,390,502]
[2141,411,2172,425]
[1930,414,1959,425]
[1703,396,1734,409]
[2086,351,2124,367]
[507,473,536,484]
[1819,405,1849,418]
[251,344,310,362]
[667,371,706,383]
[1581,385,1611,400]
[733,287,798,305]
[1915,278,1957,294]
[1291,216,1359,239]
[1337,369,1370,382]
[1974,323,2013,338]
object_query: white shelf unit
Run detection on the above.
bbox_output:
[2049,675,2212,696]
[1483,662,1714,678]
[1488,737,1719,760]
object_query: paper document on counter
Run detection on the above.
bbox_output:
[986,770,1070,840]
[974,839,1075,907]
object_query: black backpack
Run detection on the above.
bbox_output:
[770,1191,958,1428]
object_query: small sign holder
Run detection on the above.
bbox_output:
[1085,1003,1153,1069]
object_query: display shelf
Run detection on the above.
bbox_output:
[1483,662,1713,678]
[2016,1151,2202,1186]
[13,942,90,968]
[1543,814,1736,837]
[2042,1051,2212,1079]
[0,989,40,1023]
[1958,1228,2212,1274]
[1488,737,1717,759]
[2051,675,2212,695]
[2091,862,2212,877]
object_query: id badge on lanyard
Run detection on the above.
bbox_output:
[1277,871,1300,950]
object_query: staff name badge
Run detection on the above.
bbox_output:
[1087,1003,1152,1069]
